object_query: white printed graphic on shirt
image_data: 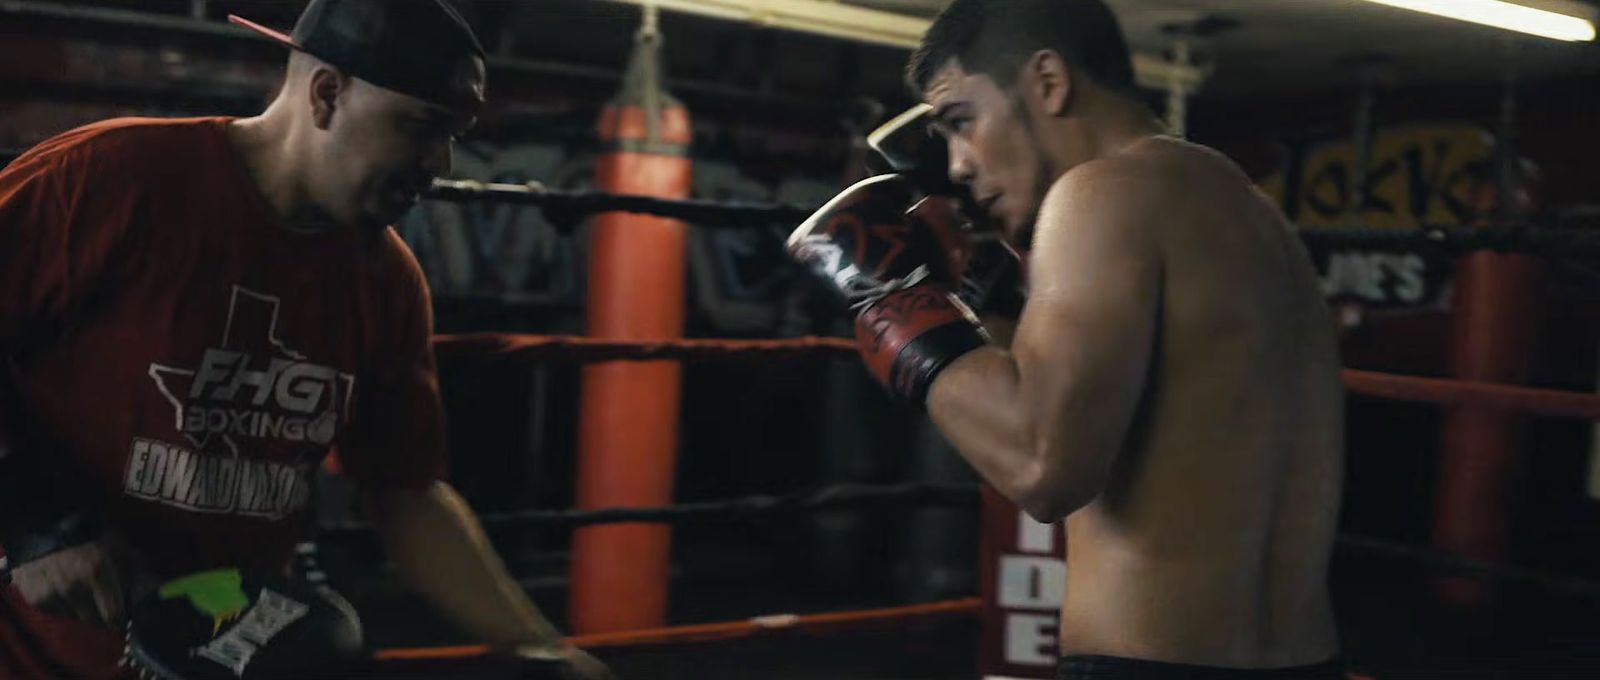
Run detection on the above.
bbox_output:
[128,286,354,518]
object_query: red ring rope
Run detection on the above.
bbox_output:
[1344,369,1600,421]
[434,332,857,363]
[434,334,1600,422]
[373,597,980,660]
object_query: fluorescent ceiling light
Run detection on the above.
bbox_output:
[1360,0,1597,42]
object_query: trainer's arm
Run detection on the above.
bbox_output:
[366,480,566,651]
[927,166,1161,522]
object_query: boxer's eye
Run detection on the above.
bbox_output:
[934,115,972,137]
[929,117,969,139]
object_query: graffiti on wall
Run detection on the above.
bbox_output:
[687,161,838,331]
[1260,123,1523,308]
[397,139,840,331]
[399,143,591,304]
[1261,123,1501,229]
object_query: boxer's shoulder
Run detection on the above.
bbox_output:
[1044,149,1189,226]
[1030,154,1174,267]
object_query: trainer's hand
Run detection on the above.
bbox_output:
[514,643,618,680]
[10,538,126,629]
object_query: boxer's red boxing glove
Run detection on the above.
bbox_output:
[866,107,1028,320]
[814,175,1025,321]
[788,175,988,403]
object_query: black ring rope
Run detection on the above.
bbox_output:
[1333,534,1600,600]
[427,179,1600,260]
[315,481,1600,601]
[428,179,814,228]
[316,481,976,538]
[0,156,1589,258]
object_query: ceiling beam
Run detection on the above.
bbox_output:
[597,0,1211,92]
[0,0,865,115]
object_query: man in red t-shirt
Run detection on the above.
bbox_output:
[0,1,610,678]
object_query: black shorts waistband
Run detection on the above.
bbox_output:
[1058,654,1346,680]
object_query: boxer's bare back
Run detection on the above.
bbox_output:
[1041,137,1344,668]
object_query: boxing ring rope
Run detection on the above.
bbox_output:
[375,597,981,661]
[428,179,814,227]
[320,480,975,537]
[427,178,1600,260]
[324,476,1600,602]
[431,332,858,364]
[431,333,1600,422]
[1343,369,1600,421]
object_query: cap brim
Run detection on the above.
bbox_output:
[228,14,303,51]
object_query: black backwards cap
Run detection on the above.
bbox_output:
[230,0,487,114]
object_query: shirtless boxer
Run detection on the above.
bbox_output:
[0,1,608,678]
[790,0,1345,677]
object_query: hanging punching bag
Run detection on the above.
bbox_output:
[570,8,693,634]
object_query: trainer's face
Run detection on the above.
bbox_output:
[308,69,477,230]
[924,60,1049,249]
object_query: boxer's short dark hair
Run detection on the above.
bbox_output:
[908,0,1138,99]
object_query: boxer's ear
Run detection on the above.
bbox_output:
[1021,49,1072,117]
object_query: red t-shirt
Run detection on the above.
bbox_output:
[0,117,447,678]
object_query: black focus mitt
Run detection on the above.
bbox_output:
[122,568,365,680]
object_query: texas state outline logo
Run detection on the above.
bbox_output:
[124,286,355,518]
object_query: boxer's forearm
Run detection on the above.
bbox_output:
[368,481,564,651]
[928,348,1108,522]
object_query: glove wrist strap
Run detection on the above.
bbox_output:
[855,287,988,403]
